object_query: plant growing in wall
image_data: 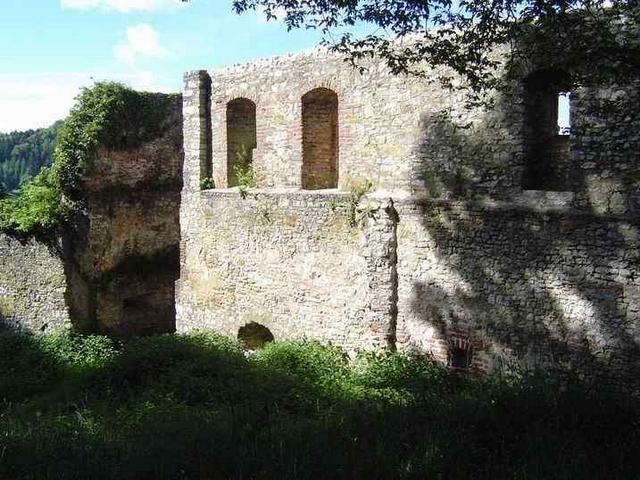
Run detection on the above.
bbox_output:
[346,177,374,227]
[200,177,215,190]
[233,163,257,199]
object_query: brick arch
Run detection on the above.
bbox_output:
[301,87,339,190]
[226,97,257,187]
[296,79,343,100]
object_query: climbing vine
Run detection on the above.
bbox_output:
[0,82,177,235]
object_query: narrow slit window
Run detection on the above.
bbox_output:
[522,69,572,191]
[558,92,571,135]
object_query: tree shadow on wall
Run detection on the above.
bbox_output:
[407,109,640,391]
[410,103,524,201]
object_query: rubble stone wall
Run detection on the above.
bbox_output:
[176,190,397,353]
[180,48,640,385]
[0,234,88,333]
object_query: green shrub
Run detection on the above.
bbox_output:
[0,331,638,480]
[39,333,118,371]
[251,340,348,384]
[199,177,215,190]
[233,163,257,199]
[0,168,64,234]
[345,177,374,226]
[353,351,447,396]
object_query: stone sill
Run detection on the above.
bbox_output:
[200,187,351,198]
[196,188,634,220]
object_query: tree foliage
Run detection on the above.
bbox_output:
[0,122,61,194]
[229,0,639,95]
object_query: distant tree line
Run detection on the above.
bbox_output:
[0,122,61,195]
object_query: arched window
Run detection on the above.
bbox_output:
[226,98,257,187]
[301,88,339,189]
[522,69,572,191]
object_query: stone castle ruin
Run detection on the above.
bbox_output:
[0,96,183,337]
[178,47,640,378]
[1,41,639,383]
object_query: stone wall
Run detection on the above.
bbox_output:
[570,82,640,214]
[71,96,183,336]
[396,197,640,382]
[0,234,88,333]
[198,47,640,209]
[176,190,396,353]
[200,52,519,193]
[0,93,183,336]
[180,45,640,384]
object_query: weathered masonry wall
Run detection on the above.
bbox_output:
[180,44,639,383]
[176,191,396,352]
[193,50,639,214]
[177,189,640,383]
[0,235,88,333]
[198,53,526,194]
[396,198,640,381]
[0,94,183,337]
[72,96,183,336]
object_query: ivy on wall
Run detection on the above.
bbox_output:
[0,82,177,235]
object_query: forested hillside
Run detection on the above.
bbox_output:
[0,122,61,194]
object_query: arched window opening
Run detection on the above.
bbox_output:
[238,322,274,350]
[522,69,572,191]
[448,336,473,371]
[227,98,257,187]
[301,88,339,190]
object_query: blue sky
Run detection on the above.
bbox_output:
[0,0,327,132]
[0,1,570,133]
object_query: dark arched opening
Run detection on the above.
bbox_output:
[238,322,274,350]
[227,98,257,187]
[301,88,339,189]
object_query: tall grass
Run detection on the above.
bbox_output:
[0,331,638,479]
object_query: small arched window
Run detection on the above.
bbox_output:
[226,98,257,187]
[301,88,339,189]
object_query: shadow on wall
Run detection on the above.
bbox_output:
[413,79,640,211]
[406,97,640,388]
[412,107,523,200]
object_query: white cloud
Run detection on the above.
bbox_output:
[61,0,183,13]
[114,24,169,67]
[0,73,86,132]
[0,71,174,133]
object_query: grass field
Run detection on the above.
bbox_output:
[0,331,638,479]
